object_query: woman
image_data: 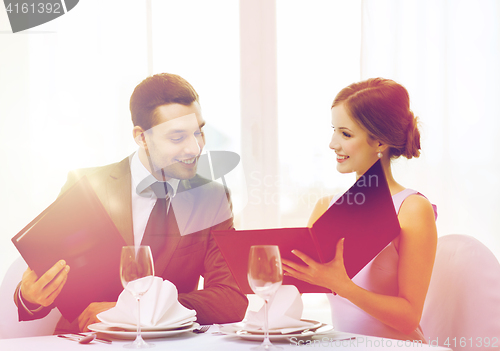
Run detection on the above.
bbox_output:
[282,78,437,341]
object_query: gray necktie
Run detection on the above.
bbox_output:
[141,182,173,261]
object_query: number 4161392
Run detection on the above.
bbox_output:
[6,2,62,14]
[443,337,498,348]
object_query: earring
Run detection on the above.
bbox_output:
[377,150,383,158]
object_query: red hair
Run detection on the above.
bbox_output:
[332,78,420,159]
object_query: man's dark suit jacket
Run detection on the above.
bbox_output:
[15,156,248,332]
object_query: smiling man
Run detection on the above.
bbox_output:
[135,106,205,181]
[14,73,248,333]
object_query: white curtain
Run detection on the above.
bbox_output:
[361,0,500,257]
[0,0,240,280]
[0,0,148,280]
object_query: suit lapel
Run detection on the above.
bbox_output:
[105,157,134,246]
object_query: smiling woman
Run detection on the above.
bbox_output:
[330,77,420,178]
[330,106,383,177]
[282,77,438,341]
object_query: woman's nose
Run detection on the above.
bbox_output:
[329,133,339,151]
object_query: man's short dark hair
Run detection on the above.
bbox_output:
[130,73,200,130]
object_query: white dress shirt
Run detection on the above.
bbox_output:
[130,151,180,247]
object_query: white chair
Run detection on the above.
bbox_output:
[0,256,61,339]
[421,234,500,350]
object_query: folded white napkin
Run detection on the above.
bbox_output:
[244,285,314,333]
[97,277,196,329]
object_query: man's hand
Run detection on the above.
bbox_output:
[20,260,70,308]
[78,302,116,332]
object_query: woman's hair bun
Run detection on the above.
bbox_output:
[332,78,421,160]
[403,111,421,159]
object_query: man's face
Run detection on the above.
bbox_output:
[135,102,205,181]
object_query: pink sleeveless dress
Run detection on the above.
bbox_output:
[327,188,438,342]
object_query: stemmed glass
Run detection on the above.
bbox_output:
[120,246,155,349]
[247,245,283,350]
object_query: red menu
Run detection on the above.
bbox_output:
[12,176,125,322]
[212,160,401,293]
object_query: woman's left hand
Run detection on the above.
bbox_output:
[282,238,353,296]
[78,302,116,332]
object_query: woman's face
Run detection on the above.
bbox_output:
[329,103,381,178]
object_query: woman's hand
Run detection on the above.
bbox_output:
[282,238,353,296]
[78,302,116,332]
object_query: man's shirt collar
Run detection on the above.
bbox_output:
[131,151,180,198]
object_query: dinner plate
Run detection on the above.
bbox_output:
[218,320,334,341]
[88,322,200,339]
[242,319,322,334]
[94,317,196,332]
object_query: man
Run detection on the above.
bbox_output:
[14,73,248,333]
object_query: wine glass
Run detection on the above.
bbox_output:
[120,246,155,349]
[247,245,283,350]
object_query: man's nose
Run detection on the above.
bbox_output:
[184,134,202,155]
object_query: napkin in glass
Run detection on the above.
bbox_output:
[97,277,196,330]
[244,285,314,334]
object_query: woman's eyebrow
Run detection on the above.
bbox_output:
[338,127,353,132]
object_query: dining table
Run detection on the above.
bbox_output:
[0,324,453,351]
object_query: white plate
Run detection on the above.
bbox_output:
[96,318,196,332]
[219,320,334,341]
[241,319,322,334]
[88,322,200,339]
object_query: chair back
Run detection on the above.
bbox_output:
[0,256,61,339]
[421,234,500,350]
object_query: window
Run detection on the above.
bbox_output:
[277,0,362,227]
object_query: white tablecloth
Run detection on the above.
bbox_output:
[0,325,453,351]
